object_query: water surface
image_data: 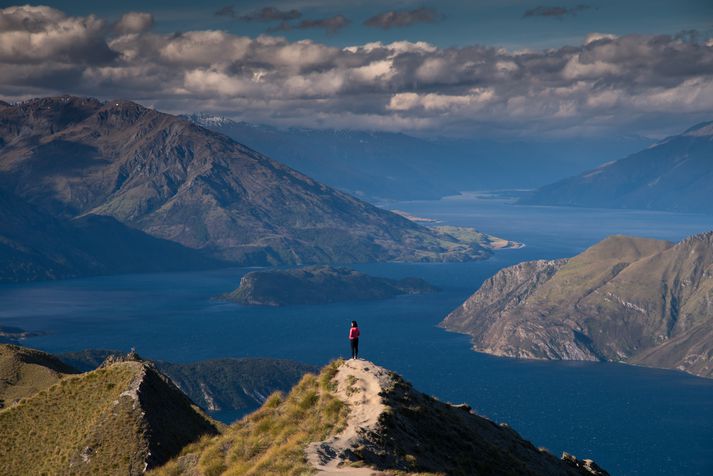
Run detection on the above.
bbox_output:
[2,196,713,476]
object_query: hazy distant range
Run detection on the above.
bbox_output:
[185,114,651,201]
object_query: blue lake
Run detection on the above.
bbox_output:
[1,195,713,476]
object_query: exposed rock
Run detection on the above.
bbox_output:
[441,232,713,378]
[306,360,607,475]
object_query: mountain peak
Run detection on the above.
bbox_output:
[0,351,219,475]
[681,120,713,137]
[0,95,501,267]
[156,359,608,476]
[183,112,238,128]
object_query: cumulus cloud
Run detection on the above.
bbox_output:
[364,8,441,29]
[523,5,592,18]
[1,5,712,138]
[0,5,116,63]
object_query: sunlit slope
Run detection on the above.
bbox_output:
[0,359,219,475]
[0,344,78,407]
[442,232,713,377]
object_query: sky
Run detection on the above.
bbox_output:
[0,0,712,139]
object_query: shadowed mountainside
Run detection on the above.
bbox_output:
[523,121,713,214]
[0,188,221,282]
[441,232,713,378]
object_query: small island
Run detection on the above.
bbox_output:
[0,326,43,344]
[221,266,439,306]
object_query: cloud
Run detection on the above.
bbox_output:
[268,15,350,35]
[216,6,302,22]
[214,6,236,18]
[523,5,592,18]
[364,8,441,29]
[114,12,153,34]
[1,5,712,138]
[0,5,116,63]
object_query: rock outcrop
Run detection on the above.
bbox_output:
[441,232,713,378]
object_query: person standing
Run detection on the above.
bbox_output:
[349,320,360,359]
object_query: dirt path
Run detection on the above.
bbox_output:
[306,359,392,476]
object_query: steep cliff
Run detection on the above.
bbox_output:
[441,233,713,378]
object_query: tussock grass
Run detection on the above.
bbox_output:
[153,359,348,476]
[0,362,144,475]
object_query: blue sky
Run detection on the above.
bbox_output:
[0,1,712,138]
[18,0,713,48]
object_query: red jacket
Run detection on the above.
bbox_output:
[349,327,360,340]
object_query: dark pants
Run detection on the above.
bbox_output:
[350,338,359,359]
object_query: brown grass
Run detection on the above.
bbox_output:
[152,359,349,476]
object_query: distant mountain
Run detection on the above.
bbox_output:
[0,346,219,475]
[0,96,498,272]
[58,349,315,414]
[154,359,608,476]
[441,232,713,378]
[523,121,713,214]
[185,112,649,200]
[221,265,438,306]
[0,188,221,282]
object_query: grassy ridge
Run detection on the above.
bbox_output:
[152,360,348,476]
[0,344,77,408]
[0,362,145,475]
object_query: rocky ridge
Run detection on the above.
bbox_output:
[441,232,713,378]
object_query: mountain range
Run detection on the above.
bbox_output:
[185,112,649,201]
[0,96,509,282]
[441,232,713,378]
[523,121,713,214]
